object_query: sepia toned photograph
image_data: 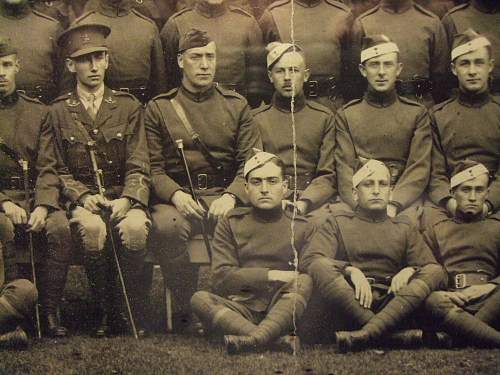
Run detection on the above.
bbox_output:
[0,0,498,373]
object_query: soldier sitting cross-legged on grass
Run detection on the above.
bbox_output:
[191,151,313,355]
[424,160,500,348]
[301,159,447,352]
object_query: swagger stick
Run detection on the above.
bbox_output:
[175,139,212,261]
[86,141,139,339]
[21,159,42,339]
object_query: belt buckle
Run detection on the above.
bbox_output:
[197,174,208,190]
[454,274,467,289]
[119,87,130,93]
[306,80,319,98]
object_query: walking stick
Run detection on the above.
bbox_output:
[86,141,139,339]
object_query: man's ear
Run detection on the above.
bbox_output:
[177,53,184,70]
[267,69,273,84]
[358,63,367,78]
[352,187,358,203]
[244,181,249,196]
[65,58,76,73]
[104,52,109,70]
[396,61,403,78]
[450,62,457,77]
[14,57,20,74]
[303,68,311,82]
[488,58,495,75]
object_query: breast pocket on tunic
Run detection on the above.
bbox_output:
[101,123,133,166]
[60,127,90,171]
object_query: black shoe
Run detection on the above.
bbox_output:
[273,335,300,354]
[335,330,370,353]
[0,326,29,350]
[95,314,110,338]
[44,313,68,338]
[224,335,259,355]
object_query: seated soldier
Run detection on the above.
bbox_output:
[253,42,335,223]
[191,151,313,354]
[0,36,68,339]
[301,159,446,352]
[51,23,151,337]
[424,161,500,348]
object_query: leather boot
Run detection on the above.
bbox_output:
[0,326,29,351]
[39,259,68,338]
[84,253,111,338]
[376,329,424,348]
[272,335,300,354]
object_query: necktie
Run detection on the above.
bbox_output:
[88,93,97,121]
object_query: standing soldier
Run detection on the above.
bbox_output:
[0,36,70,338]
[191,152,313,354]
[0,0,65,103]
[350,0,449,107]
[75,0,167,103]
[145,30,261,331]
[253,43,336,219]
[335,35,431,223]
[427,30,500,221]
[424,161,500,348]
[160,0,267,108]
[259,0,353,110]
[441,0,500,95]
[52,23,151,337]
[301,160,446,352]
[30,0,89,28]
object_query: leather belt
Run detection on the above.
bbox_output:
[171,173,233,190]
[366,276,392,286]
[76,172,122,188]
[284,174,312,191]
[396,78,433,98]
[449,272,490,289]
[303,76,338,98]
[0,176,33,190]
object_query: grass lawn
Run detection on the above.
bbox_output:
[3,266,498,375]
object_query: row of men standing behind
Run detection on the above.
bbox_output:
[0,0,499,109]
[0,10,498,349]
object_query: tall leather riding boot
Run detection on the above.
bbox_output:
[84,253,111,338]
[39,259,68,337]
[115,249,147,337]
[161,253,199,333]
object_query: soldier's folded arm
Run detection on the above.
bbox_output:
[390,108,432,212]
[211,215,270,296]
[299,111,336,210]
[144,99,184,203]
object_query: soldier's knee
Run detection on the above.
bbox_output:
[117,209,151,251]
[149,204,191,256]
[0,213,15,242]
[425,291,456,317]
[80,217,107,252]
[191,290,214,310]
[45,211,72,261]
[1,279,38,317]
[307,259,339,287]
[417,263,448,291]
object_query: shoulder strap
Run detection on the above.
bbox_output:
[165,98,224,173]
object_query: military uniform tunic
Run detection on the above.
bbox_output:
[145,84,261,203]
[429,92,500,211]
[335,90,431,213]
[441,0,500,92]
[0,4,64,103]
[160,0,267,105]
[50,88,150,206]
[31,0,87,28]
[252,94,336,211]
[350,0,449,105]
[76,1,167,103]
[258,0,353,109]
[212,207,313,310]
